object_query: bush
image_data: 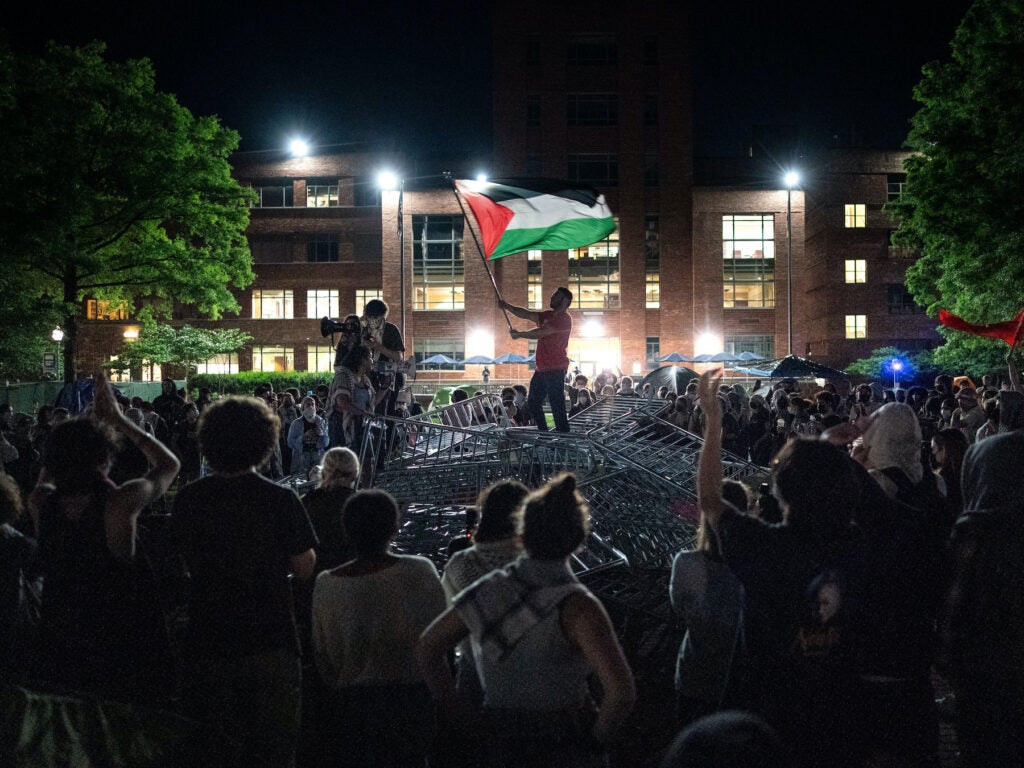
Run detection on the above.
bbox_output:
[190,371,333,399]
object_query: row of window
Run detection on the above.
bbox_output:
[526,94,659,127]
[252,289,383,320]
[250,179,380,209]
[524,35,659,67]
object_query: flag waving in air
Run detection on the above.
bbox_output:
[938,307,1024,346]
[455,178,615,260]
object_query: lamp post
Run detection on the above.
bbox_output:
[891,358,902,390]
[784,171,799,356]
[378,171,405,339]
[51,326,64,381]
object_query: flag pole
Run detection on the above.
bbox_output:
[445,173,514,332]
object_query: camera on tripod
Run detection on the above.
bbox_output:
[320,316,362,338]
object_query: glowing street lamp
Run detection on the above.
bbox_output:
[784,171,799,356]
[891,358,903,390]
[289,138,309,157]
[51,326,64,381]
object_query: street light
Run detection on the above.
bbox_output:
[891,358,903,390]
[784,171,799,356]
[51,325,64,381]
[378,171,405,339]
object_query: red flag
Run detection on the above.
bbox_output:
[938,308,1024,346]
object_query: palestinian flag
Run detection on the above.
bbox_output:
[456,178,615,260]
[938,307,1024,346]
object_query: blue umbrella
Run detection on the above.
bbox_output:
[737,351,766,361]
[493,352,529,364]
[459,355,495,365]
[420,354,459,366]
[710,352,743,363]
[657,352,691,363]
[690,353,715,363]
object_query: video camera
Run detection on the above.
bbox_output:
[320,316,362,338]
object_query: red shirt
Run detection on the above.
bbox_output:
[534,310,572,372]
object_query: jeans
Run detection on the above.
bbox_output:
[528,369,570,432]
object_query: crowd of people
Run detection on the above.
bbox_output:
[1,357,1023,767]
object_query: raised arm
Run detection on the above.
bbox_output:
[95,372,181,559]
[498,298,539,324]
[697,368,724,529]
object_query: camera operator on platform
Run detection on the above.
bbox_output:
[361,299,406,416]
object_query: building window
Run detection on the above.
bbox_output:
[568,154,618,187]
[253,346,294,372]
[569,226,619,309]
[567,94,618,126]
[887,173,907,202]
[415,337,465,369]
[645,216,660,308]
[355,289,383,317]
[646,337,660,368]
[252,289,294,319]
[845,315,867,339]
[725,334,774,360]
[887,284,925,314]
[643,35,658,65]
[307,289,339,319]
[86,300,128,321]
[643,95,659,126]
[527,250,543,309]
[844,259,866,283]
[307,345,335,372]
[412,215,465,310]
[722,214,775,308]
[644,153,659,187]
[195,353,238,374]
[526,36,540,64]
[307,235,339,263]
[250,237,292,264]
[526,95,541,126]
[252,182,293,208]
[844,204,866,228]
[568,35,617,65]
[306,181,339,207]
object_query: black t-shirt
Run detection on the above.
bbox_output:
[171,472,318,659]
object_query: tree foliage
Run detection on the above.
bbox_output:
[891,0,1024,337]
[0,41,255,382]
[845,346,940,387]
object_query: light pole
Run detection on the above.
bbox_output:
[51,326,64,381]
[784,171,799,356]
[378,171,405,339]
[891,358,902,390]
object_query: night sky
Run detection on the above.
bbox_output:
[3,0,970,159]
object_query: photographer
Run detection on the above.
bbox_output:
[362,299,406,416]
[331,314,364,369]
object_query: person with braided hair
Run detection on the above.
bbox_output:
[418,472,636,767]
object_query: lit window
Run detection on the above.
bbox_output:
[306,183,339,207]
[844,204,866,228]
[845,315,867,339]
[307,345,335,372]
[527,250,543,309]
[307,290,339,319]
[569,225,620,309]
[844,260,866,283]
[253,346,294,372]
[412,215,465,310]
[86,300,128,321]
[722,214,775,308]
[252,290,294,319]
[645,216,660,308]
[355,289,383,317]
[196,354,238,374]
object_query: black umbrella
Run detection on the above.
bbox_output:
[767,355,848,380]
[639,365,702,395]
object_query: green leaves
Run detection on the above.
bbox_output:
[107,321,252,384]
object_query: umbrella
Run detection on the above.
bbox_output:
[710,352,744,363]
[420,354,459,366]
[768,355,847,380]
[459,355,495,365]
[690,353,715,363]
[737,351,766,361]
[733,366,773,378]
[639,365,701,395]
[657,352,691,363]
[493,352,529,364]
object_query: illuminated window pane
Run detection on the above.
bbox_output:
[845,315,867,339]
[527,250,543,309]
[844,204,866,228]
[86,300,129,321]
[722,215,774,308]
[306,184,339,207]
[252,290,294,319]
[307,345,335,372]
[645,216,660,308]
[307,290,339,319]
[569,226,620,309]
[355,289,383,317]
[412,215,465,310]
[844,260,866,283]
[253,346,294,372]
[196,354,238,374]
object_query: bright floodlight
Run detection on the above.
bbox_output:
[695,332,719,356]
[891,359,903,371]
[378,171,399,190]
[784,171,799,188]
[51,326,64,343]
[289,138,309,157]
[476,173,488,182]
